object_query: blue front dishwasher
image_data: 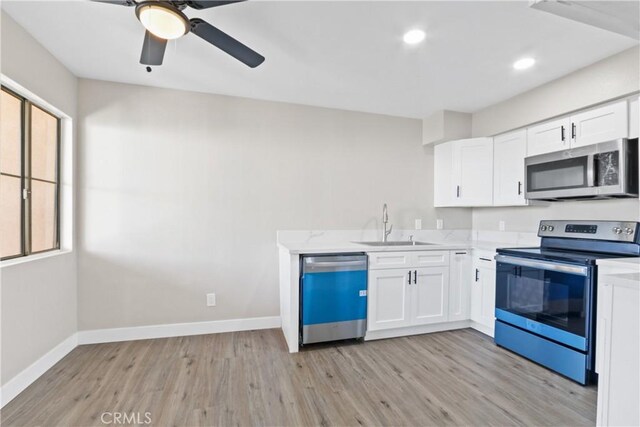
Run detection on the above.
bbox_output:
[300,254,368,345]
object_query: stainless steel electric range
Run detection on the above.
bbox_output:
[494,220,640,385]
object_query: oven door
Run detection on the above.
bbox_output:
[495,255,593,351]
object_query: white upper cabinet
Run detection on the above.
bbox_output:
[571,101,628,148]
[527,100,629,156]
[451,138,494,206]
[526,117,572,156]
[433,142,454,207]
[434,138,493,207]
[493,129,527,206]
[628,96,638,139]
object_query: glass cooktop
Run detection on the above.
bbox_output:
[496,247,639,265]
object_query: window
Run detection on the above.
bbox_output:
[1,87,60,260]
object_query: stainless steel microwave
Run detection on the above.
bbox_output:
[525,138,638,201]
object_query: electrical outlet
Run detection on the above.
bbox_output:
[207,293,216,307]
[415,219,422,230]
[499,220,506,231]
[436,219,444,230]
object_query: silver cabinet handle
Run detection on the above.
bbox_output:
[561,125,565,142]
[413,270,417,284]
[408,271,411,284]
[456,185,461,198]
[518,181,522,195]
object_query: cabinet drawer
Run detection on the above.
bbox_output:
[368,251,450,269]
[368,251,412,269]
[413,251,450,267]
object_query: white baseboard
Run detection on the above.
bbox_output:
[1,333,78,408]
[364,320,471,341]
[77,316,282,345]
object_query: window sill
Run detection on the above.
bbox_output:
[0,249,73,268]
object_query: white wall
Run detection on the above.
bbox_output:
[0,12,77,385]
[472,46,639,137]
[77,79,471,330]
[471,46,640,232]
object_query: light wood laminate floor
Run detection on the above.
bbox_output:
[1,328,596,426]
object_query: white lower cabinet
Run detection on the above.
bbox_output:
[367,250,468,334]
[367,269,412,331]
[470,252,496,334]
[413,267,449,325]
[448,251,471,322]
[596,268,639,427]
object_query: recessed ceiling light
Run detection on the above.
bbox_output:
[403,29,426,45]
[513,57,536,70]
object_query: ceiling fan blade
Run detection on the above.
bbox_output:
[140,31,167,65]
[90,0,136,6]
[186,1,246,10]
[190,18,265,68]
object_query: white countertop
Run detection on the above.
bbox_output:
[277,239,532,255]
[277,229,539,255]
[597,258,640,289]
[597,257,640,270]
[277,240,470,255]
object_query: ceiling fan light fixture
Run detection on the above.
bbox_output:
[136,2,189,40]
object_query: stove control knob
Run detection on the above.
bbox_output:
[625,227,634,235]
[613,227,622,235]
[548,226,554,232]
[540,225,548,231]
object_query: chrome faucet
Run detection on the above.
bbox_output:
[382,203,393,242]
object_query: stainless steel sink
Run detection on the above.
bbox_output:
[354,241,436,247]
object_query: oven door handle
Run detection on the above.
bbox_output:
[495,255,589,276]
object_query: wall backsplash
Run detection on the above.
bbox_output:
[473,198,640,233]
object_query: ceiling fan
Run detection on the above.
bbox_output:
[92,0,265,68]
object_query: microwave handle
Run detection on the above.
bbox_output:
[586,154,595,187]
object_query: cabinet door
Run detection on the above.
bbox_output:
[571,101,628,148]
[470,256,496,330]
[596,282,640,427]
[629,96,639,139]
[479,266,496,329]
[493,130,527,206]
[367,269,412,331]
[526,117,571,156]
[452,137,494,206]
[434,142,454,207]
[412,267,449,325]
[448,251,471,322]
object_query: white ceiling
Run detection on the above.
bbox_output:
[2,0,638,118]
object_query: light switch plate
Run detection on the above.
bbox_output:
[436,219,443,230]
[415,219,422,230]
[207,293,216,307]
[499,220,506,231]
